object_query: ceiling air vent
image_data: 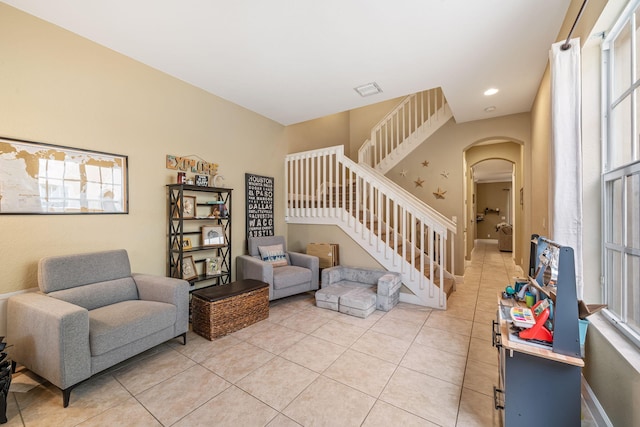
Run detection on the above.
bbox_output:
[354,82,382,97]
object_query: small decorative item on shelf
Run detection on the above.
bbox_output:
[219,204,229,218]
[205,257,222,276]
[213,174,225,188]
[195,174,209,187]
[177,172,186,184]
[182,237,193,250]
[181,256,198,281]
[0,336,12,424]
[182,196,196,218]
[185,178,194,185]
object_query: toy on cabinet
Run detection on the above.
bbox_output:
[519,299,553,342]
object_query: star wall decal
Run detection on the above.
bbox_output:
[414,177,425,187]
[433,187,447,199]
[400,169,408,177]
[421,160,430,167]
[440,171,449,179]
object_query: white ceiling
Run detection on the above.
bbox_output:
[3,0,572,126]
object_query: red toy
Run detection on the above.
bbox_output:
[519,300,553,342]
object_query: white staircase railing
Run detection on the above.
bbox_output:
[286,145,457,309]
[358,87,452,174]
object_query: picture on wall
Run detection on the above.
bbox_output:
[0,136,128,214]
[245,173,274,239]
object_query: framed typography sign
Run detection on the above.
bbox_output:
[245,173,274,239]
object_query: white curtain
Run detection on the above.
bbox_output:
[549,37,583,299]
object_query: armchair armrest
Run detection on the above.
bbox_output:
[377,272,402,296]
[376,272,403,311]
[236,255,274,284]
[133,274,190,336]
[289,252,319,289]
[321,265,344,286]
[7,292,91,390]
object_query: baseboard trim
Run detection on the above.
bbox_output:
[582,374,613,427]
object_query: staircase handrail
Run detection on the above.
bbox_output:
[339,152,456,234]
[357,87,449,170]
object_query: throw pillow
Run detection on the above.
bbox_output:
[258,244,288,267]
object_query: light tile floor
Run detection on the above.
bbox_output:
[4,240,598,426]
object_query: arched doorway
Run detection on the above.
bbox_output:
[473,159,514,241]
[463,140,523,264]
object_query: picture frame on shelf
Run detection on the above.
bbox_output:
[182,237,193,250]
[205,256,222,276]
[195,174,209,187]
[201,225,226,246]
[182,196,196,218]
[181,256,198,281]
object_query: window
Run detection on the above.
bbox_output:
[602,0,640,345]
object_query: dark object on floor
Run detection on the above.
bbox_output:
[191,279,269,340]
[0,336,10,424]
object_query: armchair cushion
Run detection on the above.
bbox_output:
[48,277,139,311]
[89,300,177,356]
[272,265,312,290]
[38,249,132,292]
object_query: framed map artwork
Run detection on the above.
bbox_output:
[0,136,128,214]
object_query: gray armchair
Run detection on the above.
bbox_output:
[236,236,319,300]
[7,249,189,407]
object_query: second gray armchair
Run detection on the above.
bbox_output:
[236,236,319,300]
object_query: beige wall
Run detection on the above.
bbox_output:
[285,96,403,161]
[288,224,382,269]
[285,112,350,154]
[476,182,512,239]
[0,4,286,306]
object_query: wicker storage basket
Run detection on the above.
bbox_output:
[191,279,269,340]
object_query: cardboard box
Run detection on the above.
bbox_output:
[306,243,339,268]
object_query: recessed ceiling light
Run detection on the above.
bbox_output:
[355,82,383,97]
[484,88,499,96]
[484,106,496,112]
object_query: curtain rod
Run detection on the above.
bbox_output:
[561,0,589,50]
